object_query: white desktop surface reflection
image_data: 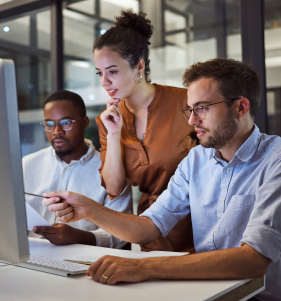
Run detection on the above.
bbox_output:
[0,238,264,301]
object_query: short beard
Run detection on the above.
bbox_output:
[200,109,239,149]
[55,148,73,157]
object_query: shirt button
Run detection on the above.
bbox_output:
[220,200,224,203]
[226,168,230,173]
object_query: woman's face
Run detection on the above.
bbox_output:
[94,47,139,100]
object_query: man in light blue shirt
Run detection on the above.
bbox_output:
[43,59,281,301]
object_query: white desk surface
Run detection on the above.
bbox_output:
[0,238,264,301]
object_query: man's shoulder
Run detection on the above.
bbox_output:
[259,133,281,159]
[76,141,101,169]
[22,146,53,165]
[86,147,101,159]
[261,133,281,149]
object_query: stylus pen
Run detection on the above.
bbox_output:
[63,259,92,265]
[24,192,45,198]
[25,192,58,224]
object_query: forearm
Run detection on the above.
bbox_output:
[102,132,126,196]
[143,244,270,280]
[33,224,97,246]
[45,192,159,245]
[76,229,96,246]
[86,200,160,245]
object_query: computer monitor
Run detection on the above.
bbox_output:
[0,58,29,264]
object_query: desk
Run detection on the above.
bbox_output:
[0,238,264,301]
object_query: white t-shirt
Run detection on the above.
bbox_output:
[22,139,132,248]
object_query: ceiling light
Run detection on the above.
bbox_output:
[71,61,91,68]
[265,57,281,67]
[88,94,95,101]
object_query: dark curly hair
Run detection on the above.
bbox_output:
[94,9,153,82]
[44,90,86,117]
[183,59,261,118]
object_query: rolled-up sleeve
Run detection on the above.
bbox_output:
[241,178,281,263]
[141,160,191,237]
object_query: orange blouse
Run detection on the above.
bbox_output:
[96,84,198,252]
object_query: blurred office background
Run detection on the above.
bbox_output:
[0,0,280,154]
[0,0,280,212]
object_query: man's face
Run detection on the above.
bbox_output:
[187,78,238,150]
[44,100,88,157]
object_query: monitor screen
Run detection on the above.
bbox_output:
[0,58,29,264]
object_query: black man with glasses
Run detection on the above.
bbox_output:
[44,60,281,301]
[22,90,132,248]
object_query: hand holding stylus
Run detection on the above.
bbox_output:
[42,191,92,224]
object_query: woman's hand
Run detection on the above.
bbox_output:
[100,98,122,135]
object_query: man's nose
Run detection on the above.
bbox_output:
[188,111,202,127]
[53,122,64,135]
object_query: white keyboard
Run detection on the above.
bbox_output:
[16,254,89,276]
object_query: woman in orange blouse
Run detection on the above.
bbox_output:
[94,9,198,252]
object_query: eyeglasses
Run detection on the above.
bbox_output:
[182,98,242,121]
[40,118,84,132]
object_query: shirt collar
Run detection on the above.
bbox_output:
[212,124,261,164]
[234,124,261,162]
[212,149,227,166]
[52,139,96,164]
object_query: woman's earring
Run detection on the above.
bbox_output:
[134,73,143,83]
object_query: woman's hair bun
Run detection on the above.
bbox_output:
[115,9,153,41]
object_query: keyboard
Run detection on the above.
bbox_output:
[16,254,89,276]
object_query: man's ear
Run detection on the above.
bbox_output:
[236,98,250,120]
[83,116,90,129]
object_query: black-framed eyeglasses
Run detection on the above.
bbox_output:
[40,118,84,132]
[182,98,243,121]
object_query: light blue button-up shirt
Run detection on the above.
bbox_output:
[141,125,281,301]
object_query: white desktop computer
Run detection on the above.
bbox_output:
[0,59,87,275]
[0,58,29,264]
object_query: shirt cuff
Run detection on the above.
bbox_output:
[140,201,179,237]
[240,225,281,263]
